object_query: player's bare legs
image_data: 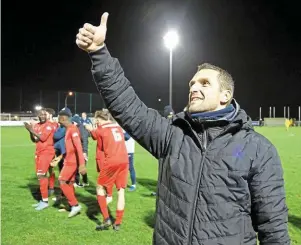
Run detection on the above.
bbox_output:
[32,173,49,211]
[48,166,55,196]
[112,163,128,230]
[59,179,81,218]
[113,188,125,231]
[96,185,112,230]
[106,185,113,204]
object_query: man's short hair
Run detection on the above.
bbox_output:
[197,63,234,97]
[36,108,47,116]
[45,108,55,115]
[94,110,111,121]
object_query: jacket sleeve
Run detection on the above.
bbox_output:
[53,127,65,141]
[124,132,131,141]
[89,46,172,159]
[249,143,290,245]
[79,125,88,154]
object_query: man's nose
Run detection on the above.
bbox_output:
[190,88,202,94]
[190,83,201,92]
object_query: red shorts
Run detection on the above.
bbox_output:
[97,163,129,189]
[59,163,77,182]
[35,154,54,175]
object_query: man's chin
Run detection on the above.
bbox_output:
[188,104,206,113]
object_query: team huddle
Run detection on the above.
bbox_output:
[24,107,136,231]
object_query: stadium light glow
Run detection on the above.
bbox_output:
[68,91,73,96]
[35,105,42,111]
[163,30,179,50]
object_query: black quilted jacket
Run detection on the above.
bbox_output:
[88,46,290,245]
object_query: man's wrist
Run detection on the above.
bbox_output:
[88,43,105,54]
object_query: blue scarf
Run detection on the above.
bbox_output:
[191,104,236,121]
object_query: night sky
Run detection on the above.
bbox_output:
[2,0,301,119]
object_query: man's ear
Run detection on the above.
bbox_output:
[220,90,232,105]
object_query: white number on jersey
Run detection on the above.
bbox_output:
[111,128,122,142]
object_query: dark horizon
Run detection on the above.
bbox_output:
[2,0,301,119]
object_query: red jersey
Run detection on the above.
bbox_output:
[90,123,128,166]
[33,121,55,155]
[64,124,85,166]
[50,121,59,132]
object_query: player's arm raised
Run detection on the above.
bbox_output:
[37,125,53,142]
[25,123,53,142]
[24,122,39,142]
[76,13,173,159]
[29,132,39,143]
[85,124,97,140]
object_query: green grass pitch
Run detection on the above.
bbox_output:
[1,127,301,245]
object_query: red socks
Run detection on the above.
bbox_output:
[39,178,49,201]
[97,195,109,220]
[115,210,124,225]
[49,172,55,189]
[60,183,78,206]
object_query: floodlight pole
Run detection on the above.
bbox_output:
[65,95,69,108]
[169,48,173,108]
[164,30,178,108]
[298,106,301,126]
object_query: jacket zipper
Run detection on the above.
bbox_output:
[187,124,208,245]
[186,124,236,244]
[202,125,208,150]
[172,117,238,244]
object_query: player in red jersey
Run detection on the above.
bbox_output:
[57,108,87,218]
[89,113,113,204]
[45,108,59,130]
[45,108,58,196]
[86,110,128,231]
[24,109,55,211]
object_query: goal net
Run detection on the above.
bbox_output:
[264,117,286,126]
[0,113,12,121]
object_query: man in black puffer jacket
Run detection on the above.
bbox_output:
[75,13,290,245]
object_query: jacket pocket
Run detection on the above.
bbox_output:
[242,214,257,245]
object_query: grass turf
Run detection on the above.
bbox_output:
[1,126,301,245]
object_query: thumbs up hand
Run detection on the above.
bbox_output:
[76,12,109,52]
